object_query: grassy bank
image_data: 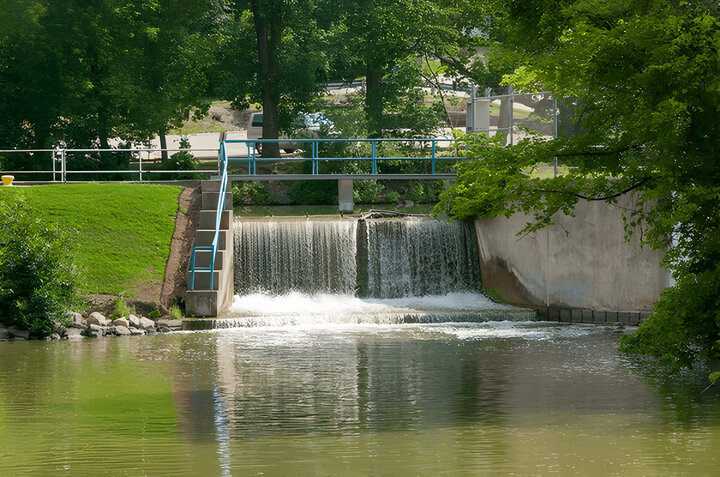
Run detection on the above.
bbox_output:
[0,184,182,296]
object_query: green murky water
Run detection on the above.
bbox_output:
[1,322,718,474]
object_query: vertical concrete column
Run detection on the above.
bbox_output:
[473,99,490,135]
[338,179,354,214]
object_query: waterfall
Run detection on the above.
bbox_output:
[359,218,481,298]
[234,218,358,295]
[234,217,480,298]
[223,216,535,326]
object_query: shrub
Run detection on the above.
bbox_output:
[0,198,81,337]
[620,265,720,367]
[288,180,337,204]
[169,305,183,319]
[406,182,426,202]
[232,182,274,206]
[162,138,200,179]
[354,180,384,204]
[148,309,161,319]
[385,191,400,203]
[109,298,130,319]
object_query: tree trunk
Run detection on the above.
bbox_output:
[159,129,169,163]
[253,1,282,158]
[365,66,384,138]
[33,119,53,172]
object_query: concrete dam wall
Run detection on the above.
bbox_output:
[474,194,670,323]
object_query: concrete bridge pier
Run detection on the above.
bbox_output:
[338,179,353,214]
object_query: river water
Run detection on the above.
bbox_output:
[1,321,718,474]
[2,217,717,473]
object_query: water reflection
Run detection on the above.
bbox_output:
[0,323,719,474]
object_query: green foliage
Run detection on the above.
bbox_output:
[406,183,426,203]
[148,309,161,320]
[441,0,720,365]
[0,198,80,337]
[109,299,130,320]
[0,0,219,151]
[620,266,720,367]
[288,181,337,205]
[169,305,183,319]
[354,180,384,204]
[162,138,201,180]
[232,182,275,206]
[385,191,400,204]
[326,0,485,137]
[483,287,512,306]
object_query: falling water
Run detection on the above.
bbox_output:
[234,217,480,297]
[234,218,358,295]
[359,218,481,298]
[226,216,535,325]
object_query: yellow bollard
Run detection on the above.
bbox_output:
[1,175,14,186]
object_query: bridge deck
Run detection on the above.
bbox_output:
[225,173,456,181]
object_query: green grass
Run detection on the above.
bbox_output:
[0,184,182,296]
[167,121,228,135]
[525,163,571,179]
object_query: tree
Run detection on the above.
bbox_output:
[218,0,328,157]
[114,0,221,160]
[438,0,720,366]
[0,0,219,164]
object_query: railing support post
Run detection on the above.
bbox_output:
[52,148,58,182]
[431,140,436,174]
[61,149,67,183]
[371,141,377,174]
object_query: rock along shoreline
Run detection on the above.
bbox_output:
[0,311,184,342]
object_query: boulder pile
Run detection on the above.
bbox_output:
[0,312,184,341]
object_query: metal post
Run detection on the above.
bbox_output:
[371,141,377,174]
[61,149,67,183]
[248,142,253,175]
[509,89,514,146]
[138,150,143,181]
[553,97,558,178]
[431,140,436,174]
[312,140,318,174]
[52,149,57,182]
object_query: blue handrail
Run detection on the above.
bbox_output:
[188,142,228,291]
[222,137,460,175]
[188,137,456,291]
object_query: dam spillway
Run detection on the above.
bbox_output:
[233,217,481,298]
[224,216,534,325]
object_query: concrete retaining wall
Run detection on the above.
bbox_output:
[474,194,671,322]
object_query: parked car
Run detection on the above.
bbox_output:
[246,111,335,153]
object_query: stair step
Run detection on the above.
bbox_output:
[188,270,220,291]
[201,179,231,193]
[191,249,224,270]
[201,191,232,211]
[194,230,229,249]
[199,209,233,230]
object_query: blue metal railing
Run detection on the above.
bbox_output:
[222,138,461,175]
[188,142,228,291]
[187,137,457,291]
